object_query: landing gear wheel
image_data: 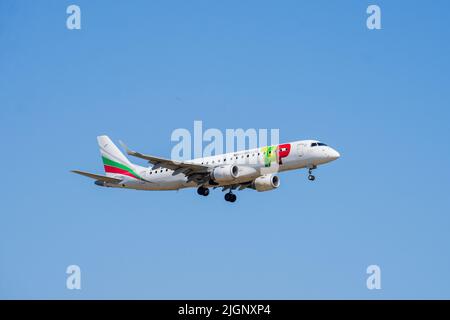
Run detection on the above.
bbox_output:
[308,167,316,181]
[197,187,209,196]
[224,193,237,202]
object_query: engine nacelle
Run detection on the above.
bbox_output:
[211,165,239,183]
[252,174,280,192]
[235,166,259,182]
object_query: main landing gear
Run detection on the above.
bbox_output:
[197,186,209,196]
[224,192,237,203]
[308,166,317,181]
[197,186,237,202]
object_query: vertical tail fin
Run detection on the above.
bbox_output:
[98,135,142,180]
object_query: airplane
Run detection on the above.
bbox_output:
[72,135,340,202]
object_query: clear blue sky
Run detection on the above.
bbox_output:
[1,0,449,299]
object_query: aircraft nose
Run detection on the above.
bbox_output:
[328,148,340,160]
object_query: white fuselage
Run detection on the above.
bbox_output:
[107,140,340,191]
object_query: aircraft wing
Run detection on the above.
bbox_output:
[71,170,122,183]
[120,141,210,174]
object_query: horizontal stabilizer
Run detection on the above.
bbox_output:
[71,170,122,183]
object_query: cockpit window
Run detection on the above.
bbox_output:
[311,142,327,147]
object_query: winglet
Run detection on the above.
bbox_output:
[118,140,133,155]
[119,140,149,162]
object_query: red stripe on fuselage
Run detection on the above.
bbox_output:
[104,165,137,179]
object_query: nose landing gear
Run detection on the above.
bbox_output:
[224,192,237,202]
[307,166,317,181]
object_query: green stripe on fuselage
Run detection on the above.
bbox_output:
[102,156,142,180]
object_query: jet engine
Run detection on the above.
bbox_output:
[211,165,239,183]
[251,174,280,192]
